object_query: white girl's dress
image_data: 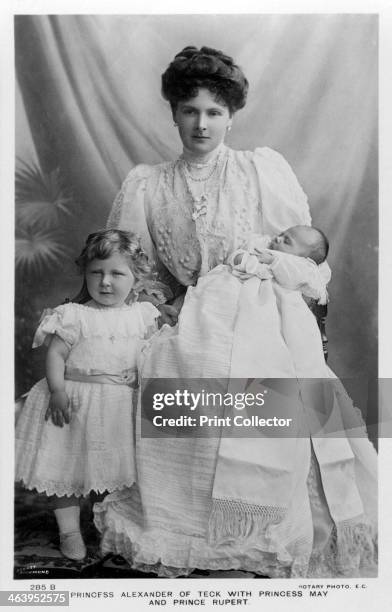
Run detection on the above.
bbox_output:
[15,302,159,497]
[93,145,377,578]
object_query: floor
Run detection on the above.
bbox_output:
[14,484,263,580]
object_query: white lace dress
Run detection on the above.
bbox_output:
[15,302,159,497]
[94,145,377,577]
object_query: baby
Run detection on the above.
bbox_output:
[140,224,330,384]
[231,225,329,304]
[268,225,329,263]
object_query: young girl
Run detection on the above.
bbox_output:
[15,229,159,561]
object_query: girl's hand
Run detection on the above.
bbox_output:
[45,390,71,427]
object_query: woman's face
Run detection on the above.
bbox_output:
[173,88,232,155]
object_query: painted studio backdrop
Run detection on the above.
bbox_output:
[15,14,377,421]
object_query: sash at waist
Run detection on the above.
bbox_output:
[65,367,138,387]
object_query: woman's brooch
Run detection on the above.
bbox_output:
[191,196,208,220]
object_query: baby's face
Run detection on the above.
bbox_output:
[269,226,315,258]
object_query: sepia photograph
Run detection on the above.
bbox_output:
[2,4,387,606]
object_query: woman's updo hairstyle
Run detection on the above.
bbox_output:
[161,46,248,114]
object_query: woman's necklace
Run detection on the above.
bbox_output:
[183,157,220,183]
[178,148,226,220]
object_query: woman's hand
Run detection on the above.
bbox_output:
[254,249,274,265]
[157,293,186,327]
[45,390,71,427]
[157,304,180,327]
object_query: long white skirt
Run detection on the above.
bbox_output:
[94,267,377,577]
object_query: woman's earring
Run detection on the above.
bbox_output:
[227,125,232,132]
[174,122,178,127]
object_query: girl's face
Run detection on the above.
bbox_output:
[86,252,135,308]
[173,88,232,155]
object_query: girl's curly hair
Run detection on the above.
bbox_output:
[161,46,248,115]
[72,229,153,304]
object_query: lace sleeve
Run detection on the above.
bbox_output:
[252,147,312,236]
[107,165,152,240]
[32,304,80,349]
[107,188,125,228]
[107,165,179,305]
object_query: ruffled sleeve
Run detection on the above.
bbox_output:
[252,148,331,287]
[107,164,175,305]
[32,304,80,349]
[252,147,311,236]
[107,164,153,255]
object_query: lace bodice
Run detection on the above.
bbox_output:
[32,302,159,375]
[108,146,312,300]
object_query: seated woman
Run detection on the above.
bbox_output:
[92,46,377,578]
